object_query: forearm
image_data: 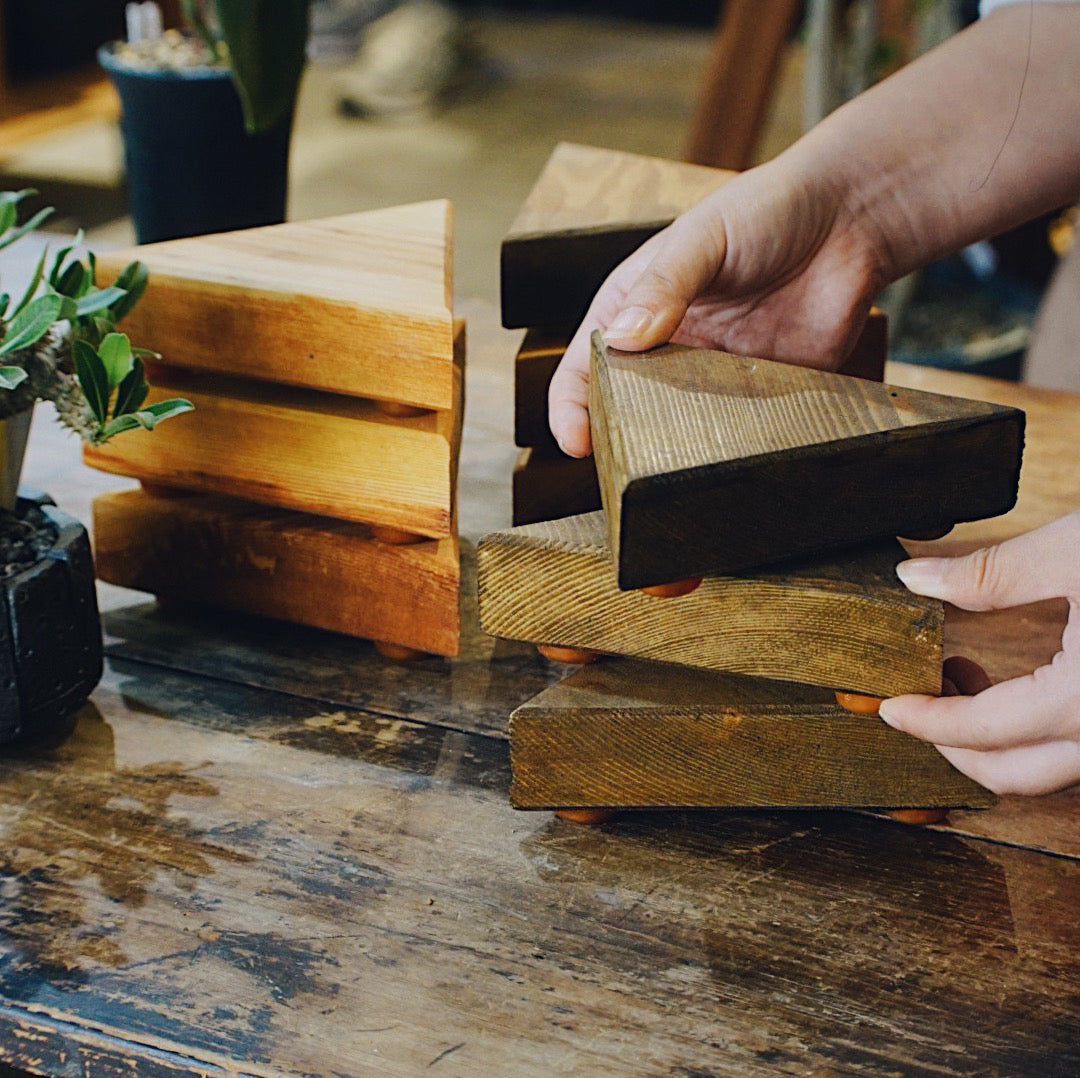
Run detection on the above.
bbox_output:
[783,3,1080,286]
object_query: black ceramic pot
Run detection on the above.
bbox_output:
[99,44,292,244]
[0,492,103,745]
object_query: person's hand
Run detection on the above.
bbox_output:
[880,512,1080,796]
[547,156,891,457]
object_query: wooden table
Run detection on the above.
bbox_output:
[3,302,1080,1076]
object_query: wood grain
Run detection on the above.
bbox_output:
[84,358,463,538]
[511,446,601,527]
[478,511,941,696]
[97,202,457,410]
[590,335,1025,588]
[93,489,461,655]
[510,657,993,810]
[501,143,735,328]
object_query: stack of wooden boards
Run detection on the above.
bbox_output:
[484,143,1026,814]
[86,202,465,658]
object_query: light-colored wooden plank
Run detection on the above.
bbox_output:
[97,201,456,410]
[93,489,460,655]
[590,335,1025,588]
[511,446,600,527]
[510,657,994,810]
[478,511,940,697]
[501,143,735,328]
[84,358,463,538]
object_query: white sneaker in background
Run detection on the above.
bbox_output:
[335,0,471,120]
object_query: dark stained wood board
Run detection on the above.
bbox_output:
[512,446,601,527]
[94,488,462,656]
[509,657,992,811]
[590,335,1025,588]
[1,660,1078,1076]
[478,510,942,697]
[500,143,735,328]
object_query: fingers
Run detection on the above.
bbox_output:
[879,656,1079,751]
[935,739,1080,797]
[895,511,1080,611]
[548,319,595,458]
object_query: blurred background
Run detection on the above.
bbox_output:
[0,0,1070,377]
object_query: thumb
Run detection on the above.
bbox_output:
[602,218,724,352]
[896,512,1080,611]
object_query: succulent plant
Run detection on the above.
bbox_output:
[0,189,193,446]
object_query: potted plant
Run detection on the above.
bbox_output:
[98,0,312,243]
[0,189,193,745]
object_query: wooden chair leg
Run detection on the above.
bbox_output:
[684,0,802,170]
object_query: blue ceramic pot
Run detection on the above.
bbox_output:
[99,44,292,243]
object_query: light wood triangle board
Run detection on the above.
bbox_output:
[509,657,995,811]
[95,201,456,410]
[501,143,735,328]
[590,335,1025,588]
[478,510,941,697]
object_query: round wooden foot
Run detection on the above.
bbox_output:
[555,808,618,824]
[375,400,430,418]
[885,808,949,826]
[370,524,425,545]
[536,644,599,664]
[834,691,886,716]
[639,576,703,599]
[374,641,427,662]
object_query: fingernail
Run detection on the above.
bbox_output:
[604,307,654,341]
[895,558,947,599]
[877,700,899,727]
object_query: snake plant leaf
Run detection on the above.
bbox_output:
[215,0,311,134]
[97,332,135,392]
[0,293,64,355]
[73,338,110,425]
[75,286,128,319]
[113,355,149,418]
[0,366,28,391]
[108,261,149,322]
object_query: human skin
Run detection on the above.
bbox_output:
[547,3,1080,794]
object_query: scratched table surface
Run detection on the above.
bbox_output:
[2,301,1080,1077]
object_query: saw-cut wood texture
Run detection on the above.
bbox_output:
[514,327,571,450]
[477,511,941,697]
[510,657,994,811]
[590,335,1025,588]
[93,489,461,655]
[95,202,456,410]
[512,446,601,527]
[501,143,735,328]
[84,361,463,538]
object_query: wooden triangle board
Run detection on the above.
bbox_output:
[478,510,941,697]
[501,143,735,328]
[590,335,1025,588]
[509,657,995,811]
[95,201,456,410]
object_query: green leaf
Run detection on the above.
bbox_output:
[12,246,48,317]
[0,293,63,355]
[143,398,195,424]
[56,260,86,298]
[0,189,37,239]
[0,365,28,390]
[0,294,8,319]
[113,355,149,417]
[215,0,311,133]
[48,229,84,288]
[100,413,144,441]
[97,332,134,392]
[0,206,54,252]
[57,295,79,323]
[73,338,109,425]
[74,286,127,318]
[108,261,149,322]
